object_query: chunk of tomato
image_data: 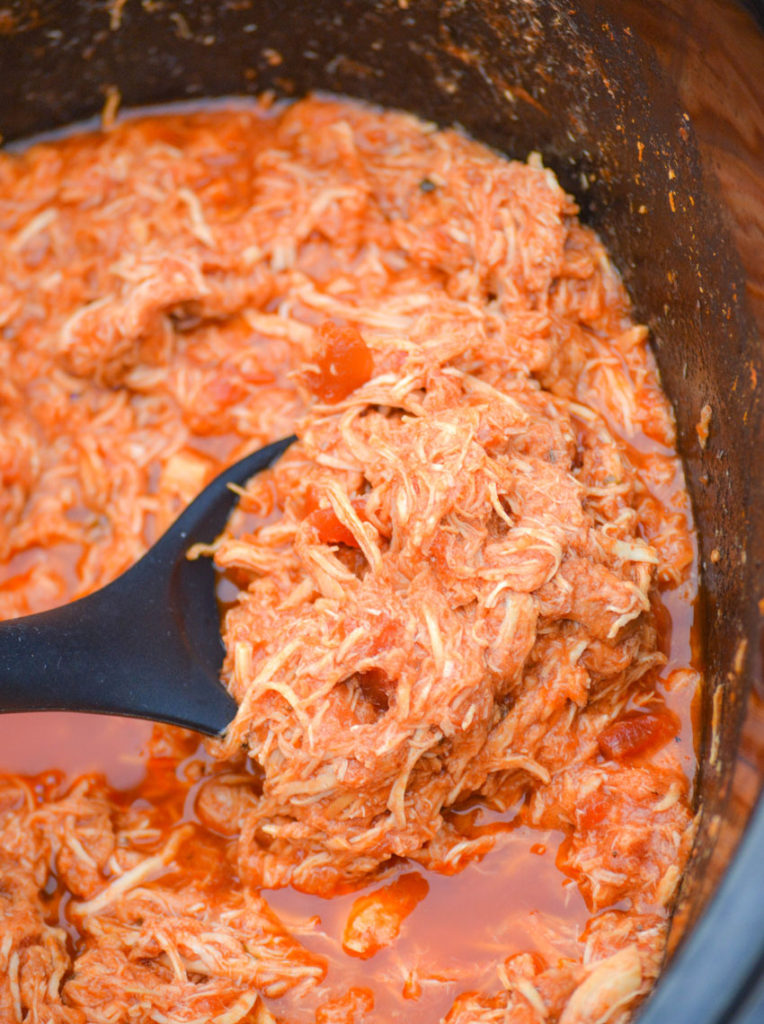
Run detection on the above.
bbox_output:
[342,872,429,959]
[306,506,360,548]
[598,709,678,761]
[306,321,374,403]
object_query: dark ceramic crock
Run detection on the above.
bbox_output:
[0,1,761,1020]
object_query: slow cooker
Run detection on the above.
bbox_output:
[0,2,761,1021]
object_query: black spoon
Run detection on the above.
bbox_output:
[0,436,295,737]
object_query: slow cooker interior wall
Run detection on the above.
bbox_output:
[1,0,762,984]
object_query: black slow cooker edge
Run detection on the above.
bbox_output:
[0,1,762,1021]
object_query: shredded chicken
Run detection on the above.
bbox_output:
[0,96,698,1024]
[202,124,692,904]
